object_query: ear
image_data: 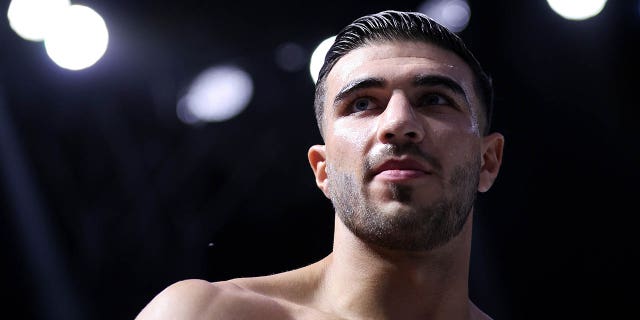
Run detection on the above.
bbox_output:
[478,132,505,193]
[308,145,330,198]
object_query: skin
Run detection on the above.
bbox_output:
[135,40,504,320]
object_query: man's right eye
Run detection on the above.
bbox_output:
[351,97,376,112]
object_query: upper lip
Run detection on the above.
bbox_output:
[371,158,432,176]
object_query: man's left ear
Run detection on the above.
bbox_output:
[478,132,505,193]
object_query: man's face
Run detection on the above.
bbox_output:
[312,41,493,251]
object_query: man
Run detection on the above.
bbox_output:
[135,10,504,320]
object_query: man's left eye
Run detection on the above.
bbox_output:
[422,93,450,106]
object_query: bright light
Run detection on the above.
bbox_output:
[7,0,70,41]
[177,65,254,124]
[547,0,607,20]
[418,0,471,33]
[309,36,336,83]
[44,5,109,70]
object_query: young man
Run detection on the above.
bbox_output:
[135,10,504,320]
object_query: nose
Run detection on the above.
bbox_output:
[376,92,425,144]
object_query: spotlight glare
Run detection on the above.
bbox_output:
[177,65,254,124]
[309,36,336,83]
[44,5,109,70]
[546,0,608,20]
[7,0,71,41]
[418,0,471,33]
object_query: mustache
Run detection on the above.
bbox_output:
[365,143,442,174]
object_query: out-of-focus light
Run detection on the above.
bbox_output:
[275,42,306,72]
[418,0,471,33]
[177,65,254,124]
[44,5,109,70]
[7,0,70,41]
[547,0,607,20]
[309,36,336,83]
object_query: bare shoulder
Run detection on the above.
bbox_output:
[134,278,293,320]
[470,300,494,320]
[134,279,219,320]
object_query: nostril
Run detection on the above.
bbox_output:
[385,133,395,139]
[406,132,417,138]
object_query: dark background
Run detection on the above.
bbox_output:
[1,0,638,319]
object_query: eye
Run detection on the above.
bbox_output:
[421,93,450,106]
[351,97,376,112]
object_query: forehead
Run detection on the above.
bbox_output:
[325,41,477,105]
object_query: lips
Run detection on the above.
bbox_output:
[371,158,432,180]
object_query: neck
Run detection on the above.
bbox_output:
[316,213,475,320]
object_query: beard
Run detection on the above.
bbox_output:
[327,144,480,251]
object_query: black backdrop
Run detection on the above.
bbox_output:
[1,0,638,319]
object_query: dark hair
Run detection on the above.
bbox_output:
[313,10,494,136]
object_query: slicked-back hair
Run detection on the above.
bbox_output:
[314,10,494,137]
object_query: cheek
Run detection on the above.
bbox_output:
[334,119,370,143]
[431,128,480,162]
[328,120,370,164]
[431,112,479,136]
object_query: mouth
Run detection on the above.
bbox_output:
[371,158,432,181]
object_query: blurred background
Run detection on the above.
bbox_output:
[1,0,638,319]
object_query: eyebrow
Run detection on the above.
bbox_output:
[414,74,471,110]
[413,74,465,96]
[332,77,386,107]
[331,74,470,109]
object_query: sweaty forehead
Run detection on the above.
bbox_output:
[325,41,476,98]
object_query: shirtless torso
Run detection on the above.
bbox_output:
[135,263,492,320]
[135,217,493,320]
